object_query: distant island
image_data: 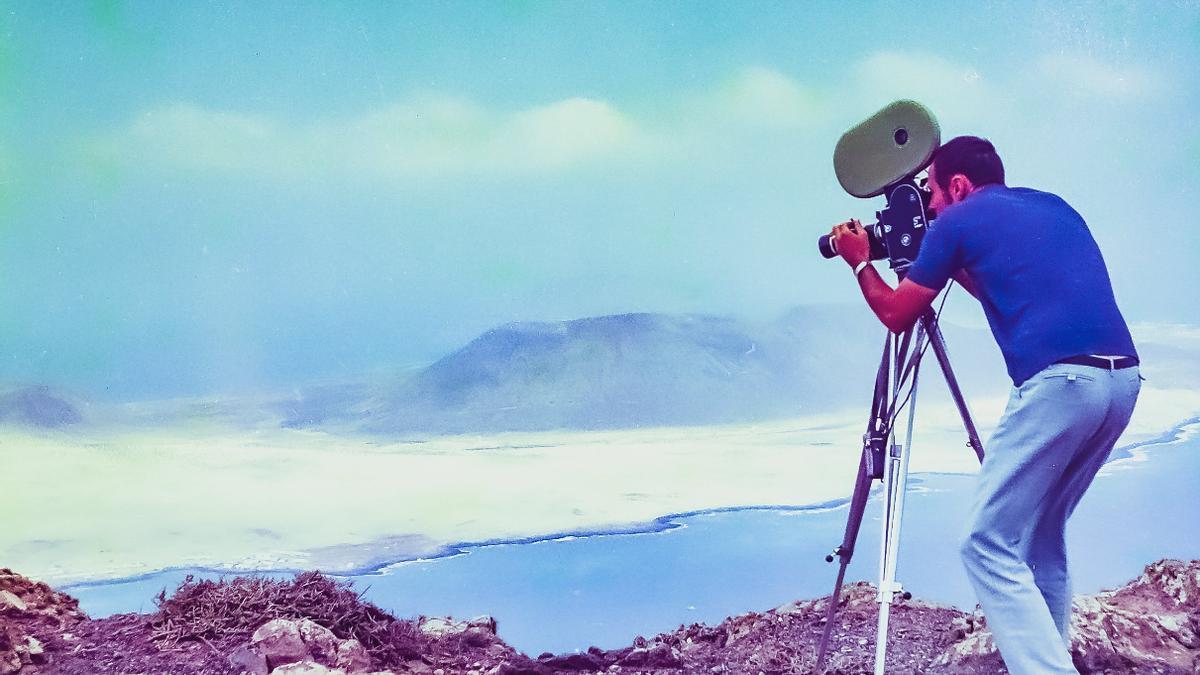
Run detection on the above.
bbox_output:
[277,307,1004,436]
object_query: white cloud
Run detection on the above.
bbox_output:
[718,66,818,128]
[855,51,986,90]
[93,66,833,183]
[101,95,643,181]
[499,98,639,170]
[152,106,306,174]
[850,52,995,115]
[1036,54,1165,99]
[90,53,1169,186]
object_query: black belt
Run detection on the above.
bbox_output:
[1055,355,1139,370]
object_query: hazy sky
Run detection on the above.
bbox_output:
[2,1,1197,399]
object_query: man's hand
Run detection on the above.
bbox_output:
[827,218,940,333]
[830,219,870,268]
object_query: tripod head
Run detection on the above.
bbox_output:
[817,100,941,275]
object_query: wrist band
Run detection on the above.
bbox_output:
[853,261,871,277]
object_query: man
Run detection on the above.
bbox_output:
[828,135,1140,674]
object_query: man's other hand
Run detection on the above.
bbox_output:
[831,219,870,268]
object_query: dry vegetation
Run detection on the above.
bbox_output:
[149,572,429,666]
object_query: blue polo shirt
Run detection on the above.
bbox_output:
[907,185,1137,385]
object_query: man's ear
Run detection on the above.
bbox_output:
[949,174,975,201]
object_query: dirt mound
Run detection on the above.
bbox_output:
[0,568,88,674]
[566,581,966,674]
[20,571,543,675]
[0,568,86,630]
[149,572,549,673]
[150,572,427,665]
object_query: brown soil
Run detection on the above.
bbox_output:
[5,571,981,675]
[560,583,988,675]
[5,561,1198,674]
[5,571,541,675]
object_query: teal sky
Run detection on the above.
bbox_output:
[2,1,1198,399]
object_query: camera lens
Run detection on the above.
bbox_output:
[818,234,838,259]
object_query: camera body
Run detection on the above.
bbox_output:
[818,180,933,274]
[819,100,940,276]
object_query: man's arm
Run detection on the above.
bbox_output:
[830,220,940,333]
[855,268,940,334]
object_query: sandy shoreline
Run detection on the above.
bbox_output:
[3,387,1196,588]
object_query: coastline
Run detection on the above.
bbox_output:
[1102,414,1199,465]
[59,414,1199,598]
[61,495,864,596]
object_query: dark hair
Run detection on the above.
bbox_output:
[931,136,1005,191]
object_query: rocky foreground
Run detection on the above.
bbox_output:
[1,560,1197,675]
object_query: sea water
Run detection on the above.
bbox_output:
[65,420,1200,656]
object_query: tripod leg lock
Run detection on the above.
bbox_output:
[876,581,911,604]
[863,433,886,480]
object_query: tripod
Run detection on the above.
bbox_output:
[813,306,985,674]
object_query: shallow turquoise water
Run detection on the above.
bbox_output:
[65,421,1199,656]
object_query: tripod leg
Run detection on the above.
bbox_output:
[814,453,873,668]
[921,311,985,462]
[814,334,893,671]
[874,324,925,674]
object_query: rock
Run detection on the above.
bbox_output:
[418,617,464,638]
[540,652,605,670]
[931,610,995,667]
[462,627,496,648]
[1069,559,1200,673]
[334,638,372,673]
[484,643,509,659]
[272,662,345,675]
[0,569,86,627]
[246,617,374,673]
[0,627,20,674]
[21,636,44,665]
[251,619,310,670]
[772,600,808,617]
[228,644,270,675]
[616,643,681,668]
[467,615,498,634]
[0,591,27,614]
[418,615,498,640]
[486,663,551,675]
[724,620,754,647]
[296,618,340,666]
[0,629,48,673]
[934,559,1200,672]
